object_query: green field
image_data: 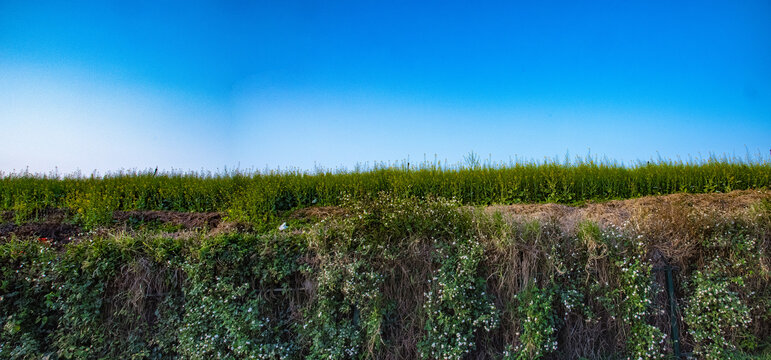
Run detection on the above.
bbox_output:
[2,157,769,229]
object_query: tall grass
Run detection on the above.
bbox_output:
[1,155,769,226]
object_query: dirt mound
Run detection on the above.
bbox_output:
[113,210,222,229]
[0,225,81,246]
[0,209,80,245]
[1,210,229,243]
[12,222,80,243]
[207,220,250,237]
[289,206,349,220]
[488,190,768,225]
[114,210,249,239]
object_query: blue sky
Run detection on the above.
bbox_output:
[1,1,769,173]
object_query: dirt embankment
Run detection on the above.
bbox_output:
[0,209,80,245]
[486,189,770,232]
[0,205,352,245]
[112,210,222,229]
[0,210,232,245]
[2,190,768,246]
[486,189,771,270]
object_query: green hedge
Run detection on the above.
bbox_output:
[1,195,770,359]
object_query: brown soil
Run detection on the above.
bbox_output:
[0,222,81,244]
[1,209,227,245]
[0,209,81,245]
[113,210,222,229]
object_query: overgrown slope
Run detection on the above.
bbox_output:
[1,191,770,359]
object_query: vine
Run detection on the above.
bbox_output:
[419,239,499,359]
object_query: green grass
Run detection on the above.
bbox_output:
[2,156,769,227]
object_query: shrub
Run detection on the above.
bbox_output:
[0,240,57,359]
[177,234,305,359]
[419,238,500,359]
[504,283,559,360]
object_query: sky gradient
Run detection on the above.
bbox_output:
[1,1,770,173]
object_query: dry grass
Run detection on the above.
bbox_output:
[486,190,770,266]
[290,206,350,221]
[102,254,184,350]
[480,190,771,358]
[488,189,769,228]
[378,246,436,360]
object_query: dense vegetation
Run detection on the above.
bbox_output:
[1,158,770,358]
[1,157,769,229]
[1,192,770,359]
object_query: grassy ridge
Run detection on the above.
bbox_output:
[2,158,769,227]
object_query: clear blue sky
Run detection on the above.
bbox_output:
[1,1,769,173]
